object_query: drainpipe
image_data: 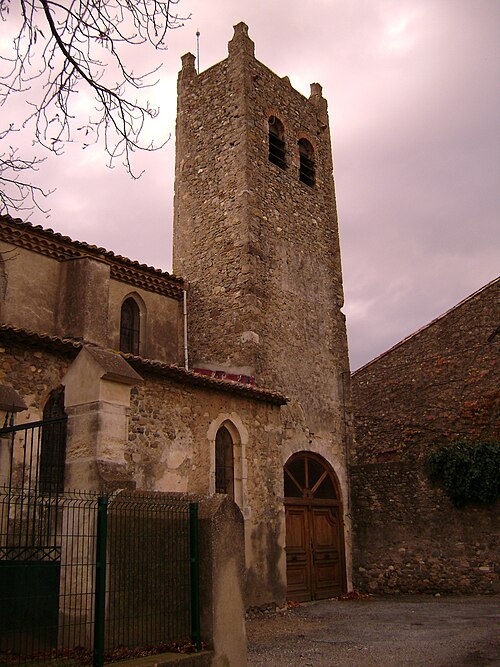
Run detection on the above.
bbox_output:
[183,289,189,370]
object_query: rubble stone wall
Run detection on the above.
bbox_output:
[350,462,499,594]
[350,279,499,594]
[351,279,499,464]
[128,372,286,609]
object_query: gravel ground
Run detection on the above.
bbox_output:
[246,595,500,666]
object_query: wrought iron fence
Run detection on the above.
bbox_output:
[0,418,200,667]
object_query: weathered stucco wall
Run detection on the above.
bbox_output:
[0,236,182,364]
[350,279,500,594]
[108,280,181,363]
[127,372,287,609]
[0,242,63,337]
[59,257,111,346]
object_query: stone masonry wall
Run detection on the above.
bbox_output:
[0,337,75,489]
[351,278,499,464]
[173,25,353,581]
[351,462,499,594]
[0,337,74,422]
[350,279,499,594]
[174,24,349,432]
[127,371,286,610]
[0,333,287,609]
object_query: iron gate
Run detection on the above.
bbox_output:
[0,417,67,657]
[0,418,201,666]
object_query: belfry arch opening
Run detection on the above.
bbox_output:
[298,138,315,187]
[284,451,346,601]
[268,116,286,169]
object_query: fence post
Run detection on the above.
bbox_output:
[189,502,201,651]
[93,495,108,667]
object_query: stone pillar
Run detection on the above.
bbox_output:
[198,496,247,667]
[0,385,27,486]
[58,346,142,648]
[61,345,142,491]
[59,257,111,346]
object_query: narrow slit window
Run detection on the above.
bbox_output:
[215,425,234,499]
[120,297,140,355]
[268,116,286,169]
[39,387,67,494]
[298,138,315,187]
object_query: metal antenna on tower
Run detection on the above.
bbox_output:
[196,30,200,74]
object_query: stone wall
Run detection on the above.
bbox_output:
[173,23,349,428]
[351,462,499,594]
[350,279,499,594]
[0,335,74,423]
[127,371,286,609]
[351,278,499,464]
[0,331,287,609]
[173,24,353,585]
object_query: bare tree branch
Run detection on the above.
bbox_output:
[0,0,189,214]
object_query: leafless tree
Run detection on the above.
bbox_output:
[0,0,188,214]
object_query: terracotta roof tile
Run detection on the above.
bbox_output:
[0,324,288,405]
[0,214,185,300]
[122,354,288,405]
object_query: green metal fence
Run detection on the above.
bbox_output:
[0,486,200,667]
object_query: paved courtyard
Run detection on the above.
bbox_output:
[247,595,500,666]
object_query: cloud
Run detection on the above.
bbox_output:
[2,0,499,372]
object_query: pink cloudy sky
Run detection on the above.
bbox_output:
[2,0,499,370]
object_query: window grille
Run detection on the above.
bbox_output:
[268,116,286,169]
[298,138,315,187]
[39,387,67,494]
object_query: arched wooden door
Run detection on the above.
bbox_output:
[284,452,346,601]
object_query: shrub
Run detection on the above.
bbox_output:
[426,440,500,507]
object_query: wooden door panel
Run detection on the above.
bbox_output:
[286,507,308,550]
[311,507,342,598]
[311,507,339,548]
[284,453,346,601]
[285,506,311,601]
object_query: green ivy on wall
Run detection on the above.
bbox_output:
[426,440,500,508]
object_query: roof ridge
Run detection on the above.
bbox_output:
[0,213,184,285]
[352,276,500,376]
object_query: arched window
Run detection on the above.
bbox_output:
[298,138,315,187]
[284,451,339,500]
[215,425,234,499]
[39,387,67,494]
[268,116,286,169]
[120,297,140,355]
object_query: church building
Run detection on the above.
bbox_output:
[0,23,352,609]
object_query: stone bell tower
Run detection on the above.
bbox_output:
[173,23,352,499]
